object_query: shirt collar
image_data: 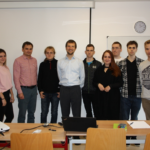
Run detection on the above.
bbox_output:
[22,54,33,60]
[65,55,75,60]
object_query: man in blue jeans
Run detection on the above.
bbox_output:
[118,41,143,147]
[37,46,60,123]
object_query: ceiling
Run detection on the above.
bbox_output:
[0,0,149,2]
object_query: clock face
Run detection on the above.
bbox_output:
[134,21,146,33]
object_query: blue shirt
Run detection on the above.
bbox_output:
[87,61,92,66]
[57,55,85,88]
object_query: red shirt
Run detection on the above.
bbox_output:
[13,55,37,94]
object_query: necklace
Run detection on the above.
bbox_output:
[104,66,109,68]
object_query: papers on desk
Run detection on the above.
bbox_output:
[127,121,150,129]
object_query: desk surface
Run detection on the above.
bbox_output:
[0,123,66,142]
[66,120,150,136]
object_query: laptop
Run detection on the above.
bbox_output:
[0,122,10,132]
[62,117,97,132]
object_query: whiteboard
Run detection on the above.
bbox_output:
[107,36,150,61]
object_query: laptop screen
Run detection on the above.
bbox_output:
[62,117,97,132]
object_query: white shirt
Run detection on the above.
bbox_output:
[115,57,124,64]
[57,55,85,88]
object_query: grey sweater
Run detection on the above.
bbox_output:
[139,60,150,100]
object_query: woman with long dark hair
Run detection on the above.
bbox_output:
[0,49,14,122]
[93,50,122,120]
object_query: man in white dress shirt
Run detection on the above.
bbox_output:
[112,41,124,64]
[57,39,85,117]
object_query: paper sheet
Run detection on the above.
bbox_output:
[127,121,150,129]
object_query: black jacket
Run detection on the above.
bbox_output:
[82,58,102,94]
[37,58,60,93]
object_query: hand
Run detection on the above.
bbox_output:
[40,91,45,99]
[18,93,24,99]
[104,86,111,92]
[57,92,60,98]
[10,95,15,103]
[98,83,104,91]
[2,99,7,106]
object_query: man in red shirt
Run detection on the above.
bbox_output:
[13,41,37,123]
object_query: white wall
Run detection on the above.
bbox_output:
[92,1,150,120]
[0,1,149,123]
[0,8,89,123]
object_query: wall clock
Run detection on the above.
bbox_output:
[134,21,146,33]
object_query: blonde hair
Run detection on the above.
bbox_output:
[44,46,56,62]
[144,40,150,47]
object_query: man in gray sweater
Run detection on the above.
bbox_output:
[139,40,150,120]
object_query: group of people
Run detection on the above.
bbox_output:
[0,40,150,131]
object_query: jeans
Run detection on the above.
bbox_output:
[41,93,59,123]
[18,86,37,123]
[120,95,141,120]
[120,95,141,140]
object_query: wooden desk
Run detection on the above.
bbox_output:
[67,120,150,136]
[67,120,150,150]
[0,123,67,150]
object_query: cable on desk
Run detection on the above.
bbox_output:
[0,143,10,150]
[20,125,43,133]
[20,124,62,133]
[49,125,62,128]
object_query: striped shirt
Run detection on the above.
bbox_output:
[13,55,37,94]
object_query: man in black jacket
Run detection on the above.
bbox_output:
[37,46,60,123]
[82,44,102,118]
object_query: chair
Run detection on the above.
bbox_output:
[11,132,53,150]
[85,128,126,150]
[144,133,150,150]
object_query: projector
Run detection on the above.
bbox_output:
[0,122,10,132]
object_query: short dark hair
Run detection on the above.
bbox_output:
[127,41,138,48]
[65,40,77,48]
[22,41,33,49]
[86,44,95,50]
[112,41,122,49]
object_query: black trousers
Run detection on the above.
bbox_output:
[60,85,81,117]
[0,90,14,122]
[82,93,98,118]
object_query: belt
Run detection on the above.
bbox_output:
[21,85,36,89]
